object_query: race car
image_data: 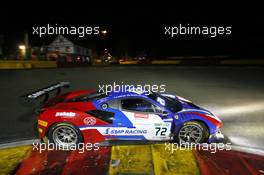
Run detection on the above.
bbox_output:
[21,82,224,147]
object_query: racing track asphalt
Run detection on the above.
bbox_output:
[0,65,264,150]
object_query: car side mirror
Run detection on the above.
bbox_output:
[160,111,169,117]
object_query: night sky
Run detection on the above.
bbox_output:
[1,4,263,57]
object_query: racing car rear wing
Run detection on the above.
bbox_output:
[19,82,70,106]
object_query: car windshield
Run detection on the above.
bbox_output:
[71,91,108,102]
[147,92,182,113]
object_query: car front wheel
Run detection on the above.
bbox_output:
[177,121,209,143]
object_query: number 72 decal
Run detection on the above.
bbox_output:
[155,127,167,136]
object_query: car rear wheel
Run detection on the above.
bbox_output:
[48,123,82,148]
[177,121,208,143]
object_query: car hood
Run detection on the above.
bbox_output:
[176,97,222,124]
[161,93,212,114]
[177,97,213,115]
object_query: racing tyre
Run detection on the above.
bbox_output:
[48,122,83,148]
[176,121,209,144]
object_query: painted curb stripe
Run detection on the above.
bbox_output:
[109,145,154,175]
[61,147,111,175]
[16,147,111,175]
[16,149,70,175]
[109,144,199,175]
[194,150,264,175]
[3,141,264,175]
[151,145,199,175]
[0,146,31,175]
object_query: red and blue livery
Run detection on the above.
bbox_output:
[22,82,224,147]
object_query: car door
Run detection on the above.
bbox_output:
[120,98,172,141]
